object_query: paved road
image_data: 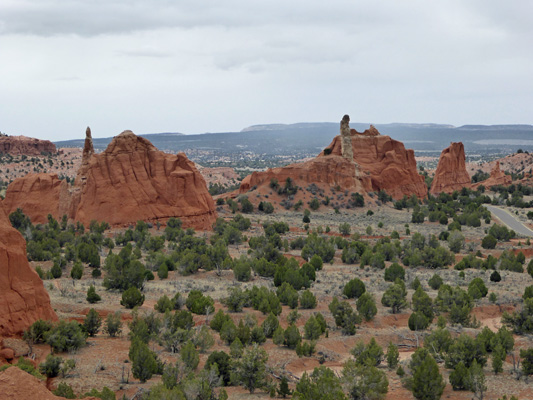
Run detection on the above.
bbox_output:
[486,205,533,237]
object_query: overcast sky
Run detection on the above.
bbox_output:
[1,0,532,141]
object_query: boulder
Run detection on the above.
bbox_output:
[430,142,471,195]
[3,130,217,230]
[0,136,56,156]
[0,201,57,336]
[238,122,426,200]
[473,161,512,189]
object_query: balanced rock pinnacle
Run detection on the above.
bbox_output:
[340,114,354,160]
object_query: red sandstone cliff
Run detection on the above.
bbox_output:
[0,135,56,156]
[3,130,217,230]
[239,126,427,200]
[0,201,57,336]
[430,142,471,195]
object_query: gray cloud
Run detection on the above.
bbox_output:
[0,0,531,141]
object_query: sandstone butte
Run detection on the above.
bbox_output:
[3,129,217,230]
[0,201,57,337]
[0,366,98,400]
[430,142,472,195]
[472,161,512,189]
[239,123,427,200]
[0,135,56,155]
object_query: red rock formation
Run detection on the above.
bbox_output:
[0,201,57,336]
[239,124,427,200]
[0,135,56,155]
[0,367,98,400]
[430,142,471,195]
[3,174,71,225]
[472,161,512,189]
[3,130,217,230]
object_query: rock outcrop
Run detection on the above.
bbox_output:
[3,174,71,225]
[3,130,217,230]
[239,119,427,200]
[0,367,98,400]
[340,115,354,160]
[473,161,512,189]
[0,201,57,336]
[0,135,56,155]
[430,142,471,195]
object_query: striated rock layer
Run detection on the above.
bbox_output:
[4,130,217,230]
[473,161,512,189]
[0,201,57,336]
[0,135,56,155]
[239,123,427,200]
[430,142,471,195]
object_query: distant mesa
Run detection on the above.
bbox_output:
[0,135,56,155]
[430,142,471,195]
[0,200,57,337]
[238,115,427,200]
[3,129,217,230]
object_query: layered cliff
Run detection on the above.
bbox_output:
[430,142,471,195]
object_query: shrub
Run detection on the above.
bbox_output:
[155,295,173,313]
[86,285,101,304]
[384,263,405,282]
[468,278,488,299]
[157,264,168,280]
[356,293,377,321]
[39,354,62,377]
[299,290,317,309]
[408,312,430,331]
[70,261,83,280]
[186,290,215,315]
[46,320,86,353]
[343,278,366,299]
[428,274,443,290]
[121,287,145,309]
[481,234,497,249]
[83,308,102,337]
[104,312,122,337]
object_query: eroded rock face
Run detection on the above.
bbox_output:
[0,367,99,400]
[73,131,216,229]
[3,130,217,230]
[430,142,471,195]
[0,202,57,336]
[239,124,426,200]
[3,173,71,225]
[473,161,512,189]
[0,136,56,156]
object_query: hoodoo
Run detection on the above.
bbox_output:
[430,142,471,195]
[239,115,427,200]
[3,129,217,230]
[0,201,57,336]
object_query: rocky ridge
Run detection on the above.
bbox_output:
[0,135,56,155]
[239,116,427,200]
